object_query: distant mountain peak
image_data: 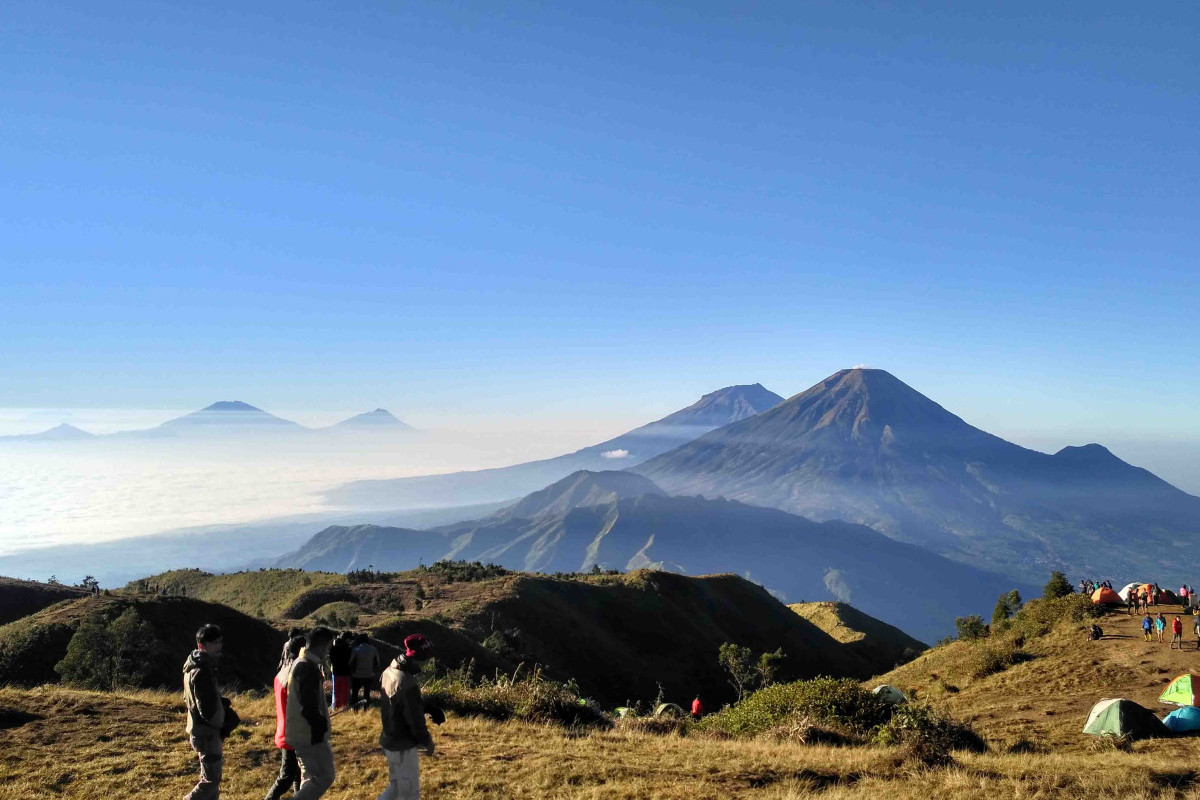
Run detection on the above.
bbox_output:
[1054,443,1116,459]
[332,408,414,430]
[200,401,263,412]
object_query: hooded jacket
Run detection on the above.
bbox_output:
[283,649,330,748]
[378,656,431,752]
[183,649,225,737]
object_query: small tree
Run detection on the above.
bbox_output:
[718,643,757,702]
[56,607,158,690]
[78,575,100,593]
[756,647,786,687]
[954,615,989,641]
[1043,571,1073,600]
[991,595,1012,628]
[1005,589,1022,612]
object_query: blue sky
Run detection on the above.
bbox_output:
[2,2,1197,447]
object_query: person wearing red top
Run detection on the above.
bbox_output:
[1172,616,1185,650]
[265,636,305,800]
[691,696,704,721]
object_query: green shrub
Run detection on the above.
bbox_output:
[873,704,986,760]
[954,615,989,641]
[1005,593,1097,641]
[968,642,1025,679]
[307,601,361,629]
[1042,571,1073,600]
[422,664,608,729]
[55,608,159,690]
[698,677,891,739]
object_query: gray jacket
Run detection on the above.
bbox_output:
[378,657,431,752]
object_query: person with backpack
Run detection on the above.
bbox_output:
[1156,612,1167,643]
[265,635,306,800]
[349,633,381,710]
[1172,616,1185,650]
[376,634,436,800]
[1142,613,1154,642]
[330,632,353,711]
[183,624,231,800]
[285,626,337,799]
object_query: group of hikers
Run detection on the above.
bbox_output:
[182,623,437,800]
[1138,611,1200,650]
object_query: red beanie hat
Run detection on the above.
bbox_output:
[404,634,434,660]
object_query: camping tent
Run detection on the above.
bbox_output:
[654,703,684,718]
[1164,706,1200,733]
[1091,587,1123,605]
[1160,674,1200,707]
[1083,698,1168,740]
[872,685,909,705]
[1137,584,1176,605]
[1118,582,1144,602]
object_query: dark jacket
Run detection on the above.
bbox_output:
[183,649,225,737]
[330,639,352,676]
[378,656,431,752]
[349,642,380,679]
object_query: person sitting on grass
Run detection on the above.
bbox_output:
[1156,612,1167,643]
[376,634,436,800]
[1143,613,1154,642]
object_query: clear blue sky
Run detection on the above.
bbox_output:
[2,2,1197,443]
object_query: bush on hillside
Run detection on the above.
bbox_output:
[954,615,989,641]
[0,616,76,686]
[1005,592,1098,641]
[55,607,160,690]
[968,641,1028,679]
[874,704,987,767]
[416,561,510,584]
[421,662,608,729]
[698,677,892,739]
[307,601,361,629]
[1042,571,1073,600]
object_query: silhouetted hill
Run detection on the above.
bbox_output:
[0,577,89,625]
[325,384,783,509]
[151,400,304,434]
[0,594,284,689]
[635,368,1200,584]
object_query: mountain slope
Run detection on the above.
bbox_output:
[634,368,1200,584]
[326,384,783,509]
[282,471,1030,642]
[789,601,926,676]
[152,400,304,434]
[0,423,96,442]
[0,577,89,625]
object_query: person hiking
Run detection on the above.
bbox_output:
[279,627,305,671]
[1156,612,1167,643]
[1172,616,1185,649]
[183,624,228,800]
[266,635,306,800]
[1142,613,1154,642]
[376,634,436,800]
[285,626,337,799]
[349,633,381,710]
[1127,592,1136,616]
[330,631,353,711]
[691,695,704,721]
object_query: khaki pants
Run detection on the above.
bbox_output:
[376,747,420,800]
[184,733,223,800]
[293,740,336,800]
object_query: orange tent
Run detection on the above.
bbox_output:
[1139,584,1176,605]
[1092,587,1123,605]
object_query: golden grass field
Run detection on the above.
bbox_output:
[6,681,1200,800]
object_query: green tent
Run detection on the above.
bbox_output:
[1082,698,1167,740]
[1159,674,1200,707]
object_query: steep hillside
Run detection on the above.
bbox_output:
[789,601,926,676]
[875,594,1200,748]
[0,577,89,625]
[326,383,782,509]
[126,568,349,618]
[0,594,284,690]
[635,367,1200,584]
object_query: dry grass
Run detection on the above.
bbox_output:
[6,685,1200,799]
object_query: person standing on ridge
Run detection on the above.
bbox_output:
[691,695,704,721]
[1172,616,1184,650]
[285,626,337,799]
[1142,613,1154,642]
[183,624,227,800]
[266,635,306,800]
[1156,612,1167,643]
[330,632,353,711]
[376,634,436,800]
[349,633,382,710]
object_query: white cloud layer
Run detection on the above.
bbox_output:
[601,449,630,459]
